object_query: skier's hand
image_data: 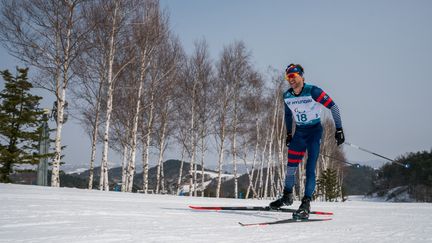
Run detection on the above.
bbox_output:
[335,128,345,146]
[285,133,292,147]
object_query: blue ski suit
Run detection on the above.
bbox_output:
[283,83,342,198]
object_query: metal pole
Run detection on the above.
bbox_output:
[320,153,360,167]
[344,142,409,168]
[37,111,50,186]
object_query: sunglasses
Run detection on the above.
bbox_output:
[285,72,300,80]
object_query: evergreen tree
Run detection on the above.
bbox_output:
[343,165,377,195]
[0,68,46,182]
[374,150,432,202]
[317,168,340,201]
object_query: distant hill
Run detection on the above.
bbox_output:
[46,159,222,194]
[203,168,279,198]
[10,158,399,199]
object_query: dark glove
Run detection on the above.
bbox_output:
[335,128,345,146]
[285,133,292,147]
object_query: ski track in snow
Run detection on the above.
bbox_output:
[0,184,431,243]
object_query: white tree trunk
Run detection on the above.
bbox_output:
[200,130,206,197]
[258,157,265,198]
[246,119,260,199]
[188,79,198,197]
[255,158,263,198]
[231,86,240,198]
[156,151,162,194]
[142,92,155,194]
[88,104,99,190]
[215,93,229,198]
[232,120,238,199]
[99,78,113,192]
[276,108,285,193]
[156,108,168,194]
[51,8,74,187]
[121,144,129,192]
[258,130,269,198]
[216,126,226,198]
[265,93,280,198]
[264,117,276,200]
[264,157,271,199]
[193,156,197,197]
[189,146,196,197]
[160,160,166,193]
[242,143,257,199]
[126,62,146,193]
[87,84,102,190]
[51,88,66,187]
[99,3,119,192]
[176,146,186,195]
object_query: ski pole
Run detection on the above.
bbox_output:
[344,142,409,168]
[320,153,360,167]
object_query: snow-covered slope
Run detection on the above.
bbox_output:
[179,170,234,193]
[65,167,88,175]
[0,183,431,243]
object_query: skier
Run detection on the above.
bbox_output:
[269,64,345,219]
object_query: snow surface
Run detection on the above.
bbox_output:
[65,168,88,175]
[1,184,431,243]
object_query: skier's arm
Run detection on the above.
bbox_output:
[284,102,293,134]
[311,86,342,129]
[329,104,342,129]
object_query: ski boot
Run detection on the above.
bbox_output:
[269,190,293,209]
[292,196,311,220]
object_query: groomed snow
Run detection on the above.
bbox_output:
[0,183,431,243]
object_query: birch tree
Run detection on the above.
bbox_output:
[152,38,183,194]
[174,40,212,196]
[171,100,189,195]
[263,89,281,199]
[185,56,198,197]
[112,62,140,192]
[95,0,138,191]
[138,1,182,193]
[194,41,214,197]
[0,0,91,187]
[172,95,192,195]
[140,79,155,193]
[226,42,252,199]
[123,0,170,193]
[241,75,265,198]
[70,67,105,189]
[71,2,114,190]
[268,74,286,196]
[214,49,234,198]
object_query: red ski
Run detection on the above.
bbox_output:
[189,205,333,216]
[238,218,332,227]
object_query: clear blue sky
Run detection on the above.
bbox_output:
[1,0,431,169]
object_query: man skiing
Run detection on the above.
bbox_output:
[269,64,345,220]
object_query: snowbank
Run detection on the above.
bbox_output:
[1,183,431,242]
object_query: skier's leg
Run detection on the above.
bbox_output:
[293,125,322,220]
[285,131,307,192]
[270,131,306,208]
[304,125,323,198]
